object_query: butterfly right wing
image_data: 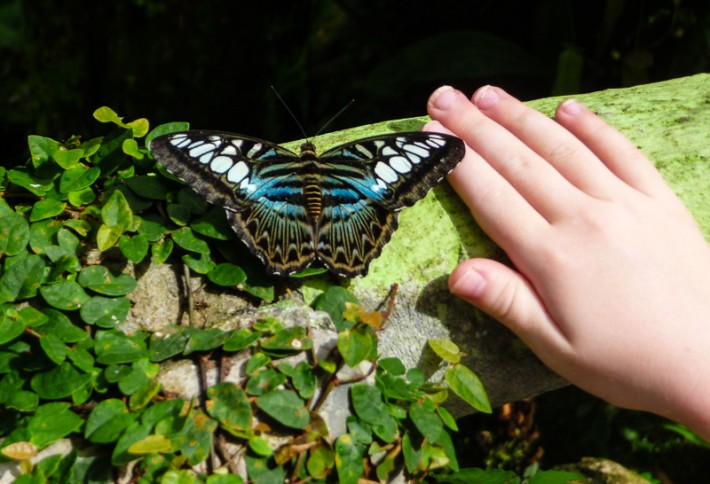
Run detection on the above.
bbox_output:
[149,130,317,275]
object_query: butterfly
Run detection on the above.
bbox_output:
[150,130,465,277]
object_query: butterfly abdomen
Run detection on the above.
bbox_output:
[303,177,323,221]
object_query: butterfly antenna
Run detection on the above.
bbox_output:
[271,86,308,140]
[314,98,355,138]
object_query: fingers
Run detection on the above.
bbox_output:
[554,99,674,198]
[427,86,587,223]
[448,259,569,353]
[424,120,548,253]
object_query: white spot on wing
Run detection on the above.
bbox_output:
[389,156,412,173]
[232,140,244,150]
[425,136,446,148]
[221,145,237,156]
[382,146,397,156]
[403,144,430,158]
[374,161,398,183]
[227,161,249,184]
[175,138,191,148]
[211,156,233,174]
[199,153,212,164]
[189,143,215,157]
[246,143,263,157]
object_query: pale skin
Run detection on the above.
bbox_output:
[424,85,710,441]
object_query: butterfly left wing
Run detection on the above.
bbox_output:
[315,132,465,276]
[150,130,317,276]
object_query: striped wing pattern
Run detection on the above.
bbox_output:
[150,130,464,277]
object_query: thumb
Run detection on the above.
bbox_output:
[449,259,556,344]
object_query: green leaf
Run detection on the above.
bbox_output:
[101,189,133,234]
[85,399,137,444]
[245,352,270,374]
[351,384,387,426]
[429,338,461,363]
[96,225,122,251]
[445,363,491,413]
[0,307,26,345]
[337,326,373,367]
[260,326,312,354]
[151,237,173,264]
[182,251,215,274]
[53,148,85,169]
[28,219,62,254]
[28,135,61,168]
[379,357,406,376]
[0,212,30,256]
[111,420,153,465]
[248,436,272,457]
[177,188,208,214]
[307,443,335,480]
[245,368,287,396]
[223,328,260,352]
[206,382,252,435]
[59,163,100,194]
[184,328,230,355]
[409,397,443,442]
[334,434,364,484]
[7,168,54,196]
[43,308,88,343]
[30,198,67,222]
[80,296,130,327]
[122,138,144,159]
[118,234,149,263]
[78,265,137,296]
[93,106,124,125]
[94,330,148,364]
[167,203,190,226]
[245,456,285,484]
[437,406,458,431]
[31,362,92,400]
[255,389,309,429]
[149,330,189,362]
[207,263,247,286]
[0,254,45,303]
[291,361,316,400]
[171,409,218,466]
[127,433,173,455]
[171,227,210,254]
[126,118,150,138]
[39,333,68,364]
[137,214,168,241]
[312,286,359,331]
[191,207,232,240]
[126,175,169,200]
[40,280,90,310]
[129,379,161,411]
[28,402,83,448]
[68,187,96,206]
[18,306,49,328]
[7,390,39,413]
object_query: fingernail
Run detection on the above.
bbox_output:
[429,85,457,111]
[560,98,582,116]
[473,85,499,110]
[449,266,487,300]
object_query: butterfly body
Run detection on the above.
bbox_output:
[150,130,464,277]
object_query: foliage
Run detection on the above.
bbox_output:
[0,107,513,482]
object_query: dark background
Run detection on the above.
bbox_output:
[2,0,709,162]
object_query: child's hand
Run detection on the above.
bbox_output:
[426,85,710,440]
